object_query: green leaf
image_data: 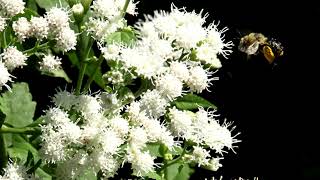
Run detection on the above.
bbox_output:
[27,0,39,12]
[173,94,217,110]
[41,68,72,83]
[146,171,162,180]
[105,28,136,46]
[7,147,29,163]
[0,83,36,128]
[146,143,163,157]
[166,163,194,180]
[11,135,40,162]
[35,168,52,180]
[35,0,69,11]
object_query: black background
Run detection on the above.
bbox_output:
[16,0,319,179]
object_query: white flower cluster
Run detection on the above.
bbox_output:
[0,0,25,18]
[0,162,32,180]
[39,54,62,71]
[9,7,76,51]
[0,46,27,89]
[102,5,230,96]
[87,0,138,41]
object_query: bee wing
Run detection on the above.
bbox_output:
[245,41,260,55]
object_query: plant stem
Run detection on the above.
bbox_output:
[158,144,188,172]
[3,30,7,48]
[83,54,104,93]
[120,0,131,18]
[75,62,88,95]
[0,126,41,135]
[23,42,49,55]
[0,133,7,169]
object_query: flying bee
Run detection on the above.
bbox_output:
[238,32,284,64]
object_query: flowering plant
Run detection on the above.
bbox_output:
[0,0,239,179]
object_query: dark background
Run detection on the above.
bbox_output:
[17,0,318,179]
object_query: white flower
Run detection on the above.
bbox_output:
[0,162,30,180]
[12,17,31,42]
[74,95,102,120]
[91,0,119,18]
[55,27,77,52]
[52,90,76,110]
[205,158,222,171]
[120,46,166,79]
[191,146,211,167]
[46,7,70,32]
[92,152,120,178]
[1,46,27,71]
[169,61,189,82]
[139,89,168,118]
[72,3,84,16]
[101,43,123,60]
[39,54,62,71]
[44,107,71,127]
[0,0,25,17]
[206,25,233,58]
[40,124,68,163]
[186,65,213,93]
[0,16,6,32]
[126,147,155,177]
[155,73,183,100]
[168,107,193,138]
[196,43,222,68]
[110,116,129,138]
[30,16,49,40]
[98,129,123,154]
[0,62,13,90]
[129,127,148,148]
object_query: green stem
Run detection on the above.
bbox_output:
[159,144,188,172]
[0,126,41,135]
[75,62,87,95]
[120,0,131,18]
[3,30,7,48]
[83,54,104,93]
[0,133,7,169]
[23,42,49,55]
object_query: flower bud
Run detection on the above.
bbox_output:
[72,3,84,23]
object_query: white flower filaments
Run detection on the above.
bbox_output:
[0,62,13,90]
[45,7,77,52]
[0,46,27,71]
[87,0,138,41]
[39,54,62,71]
[12,17,31,42]
[0,162,31,180]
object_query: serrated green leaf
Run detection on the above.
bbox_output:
[105,29,136,46]
[0,83,36,128]
[35,0,69,11]
[166,163,194,180]
[173,94,217,110]
[41,68,72,83]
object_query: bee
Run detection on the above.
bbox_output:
[238,32,284,64]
